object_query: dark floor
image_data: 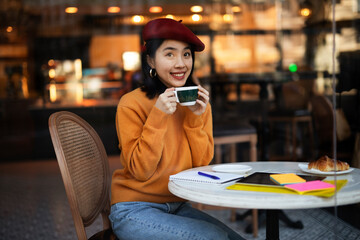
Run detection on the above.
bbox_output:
[324,204,360,230]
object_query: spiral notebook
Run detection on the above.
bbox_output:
[169,171,243,184]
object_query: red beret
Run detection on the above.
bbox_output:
[142,18,205,52]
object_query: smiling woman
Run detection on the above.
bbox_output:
[109,18,245,240]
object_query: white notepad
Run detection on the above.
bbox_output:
[169,171,243,184]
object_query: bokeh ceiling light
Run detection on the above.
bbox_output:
[108,6,120,13]
[6,26,13,33]
[48,59,55,67]
[132,15,144,23]
[190,6,203,13]
[191,14,202,22]
[165,14,174,19]
[223,14,233,22]
[149,6,163,13]
[300,7,311,17]
[232,6,242,13]
[299,0,312,17]
[65,7,78,14]
[48,69,56,79]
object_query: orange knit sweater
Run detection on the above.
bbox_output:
[111,88,214,205]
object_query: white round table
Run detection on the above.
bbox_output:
[168,161,360,239]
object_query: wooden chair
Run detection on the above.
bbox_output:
[213,122,257,165]
[268,110,314,161]
[48,111,117,240]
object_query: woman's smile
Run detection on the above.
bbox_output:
[171,72,186,80]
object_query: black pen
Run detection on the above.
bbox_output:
[198,171,220,180]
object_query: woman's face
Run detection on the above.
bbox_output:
[147,40,193,88]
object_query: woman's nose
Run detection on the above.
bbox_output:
[174,56,186,68]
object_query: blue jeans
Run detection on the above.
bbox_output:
[109,201,245,240]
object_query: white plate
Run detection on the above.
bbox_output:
[212,164,252,174]
[298,163,354,175]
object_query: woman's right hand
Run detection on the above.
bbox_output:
[155,88,177,114]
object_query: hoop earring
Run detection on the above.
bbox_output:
[149,68,157,78]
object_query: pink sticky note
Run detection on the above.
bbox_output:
[285,180,335,193]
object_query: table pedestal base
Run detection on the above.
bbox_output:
[236,209,303,237]
[266,210,279,240]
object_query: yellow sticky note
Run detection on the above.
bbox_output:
[270,173,306,185]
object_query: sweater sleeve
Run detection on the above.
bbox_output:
[116,103,169,181]
[183,104,214,167]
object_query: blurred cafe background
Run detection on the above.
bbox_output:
[2,0,359,163]
[1,0,360,236]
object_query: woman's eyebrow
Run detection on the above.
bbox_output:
[162,46,191,52]
[162,47,176,51]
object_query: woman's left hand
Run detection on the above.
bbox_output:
[187,85,209,115]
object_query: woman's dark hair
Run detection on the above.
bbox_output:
[140,39,196,99]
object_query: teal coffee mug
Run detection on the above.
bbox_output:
[174,86,199,106]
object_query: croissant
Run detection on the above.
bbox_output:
[308,155,349,172]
